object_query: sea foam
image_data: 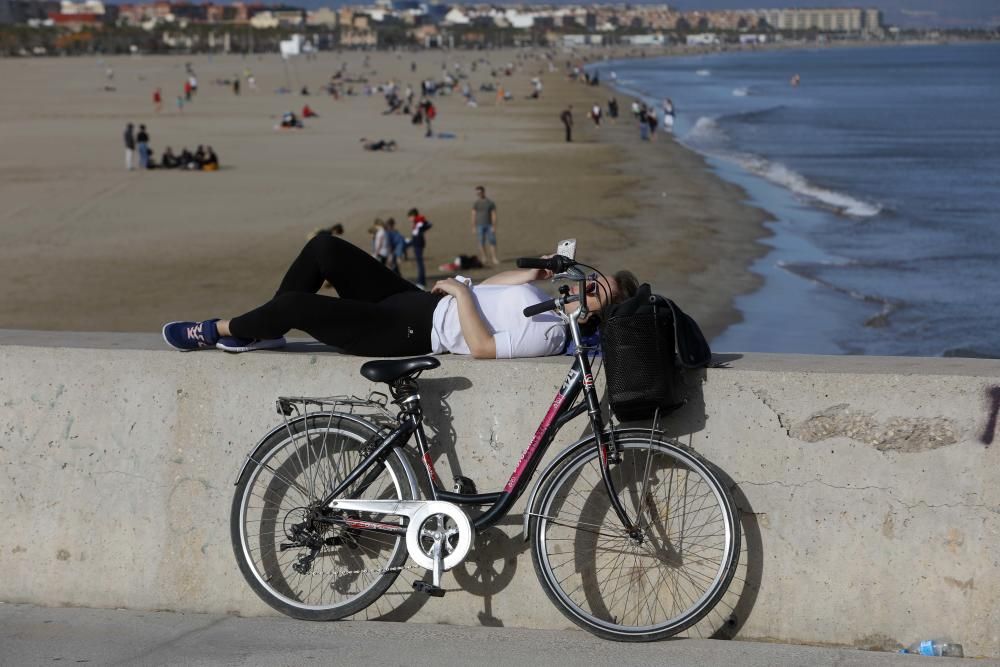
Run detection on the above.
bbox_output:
[685,116,728,146]
[740,157,882,218]
[683,116,882,218]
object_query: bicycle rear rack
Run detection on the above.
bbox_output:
[276,392,398,430]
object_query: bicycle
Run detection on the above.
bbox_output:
[230,254,740,641]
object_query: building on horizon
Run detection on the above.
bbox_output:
[760,7,883,33]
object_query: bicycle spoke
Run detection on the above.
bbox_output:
[533,438,738,639]
[235,417,411,617]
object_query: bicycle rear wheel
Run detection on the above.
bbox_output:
[530,436,739,641]
[231,414,415,620]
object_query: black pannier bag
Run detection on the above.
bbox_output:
[599,283,711,421]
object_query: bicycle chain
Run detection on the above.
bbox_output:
[316,562,425,578]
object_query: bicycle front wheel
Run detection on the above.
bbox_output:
[530,436,740,641]
[231,414,415,621]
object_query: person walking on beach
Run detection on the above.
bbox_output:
[123,122,136,171]
[136,124,150,169]
[153,88,162,113]
[590,104,602,127]
[421,99,436,138]
[370,218,390,265]
[385,217,406,274]
[560,105,574,142]
[662,98,675,132]
[408,207,432,288]
[471,185,499,266]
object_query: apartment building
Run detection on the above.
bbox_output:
[760,7,883,32]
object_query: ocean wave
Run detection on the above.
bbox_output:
[683,116,729,146]
[724,105,786,123]
[732,87,750,97]
[695,69,711,76]
[737,155,883,218]
[681,115,883,218]
[779,260,901,327]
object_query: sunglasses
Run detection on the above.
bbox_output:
[584,273,599,294]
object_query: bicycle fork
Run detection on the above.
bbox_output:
[576,352,641,539]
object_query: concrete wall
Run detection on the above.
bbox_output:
[2,330,999,657]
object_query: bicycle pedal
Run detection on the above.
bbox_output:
[452,475,478,495]
[412,580,446,597]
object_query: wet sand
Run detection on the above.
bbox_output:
[0,49,769,342]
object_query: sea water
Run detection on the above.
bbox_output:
[603,43,1000,357]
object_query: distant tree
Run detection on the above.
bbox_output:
[675,17,690,32]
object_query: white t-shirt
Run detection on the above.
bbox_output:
[430,278,567,358]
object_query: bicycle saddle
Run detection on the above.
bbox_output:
[360,356,440,384]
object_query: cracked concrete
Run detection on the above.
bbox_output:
[790,404,960,451]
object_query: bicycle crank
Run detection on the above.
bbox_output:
[327,499,474,576]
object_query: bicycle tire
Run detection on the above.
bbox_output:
[231,413,416,621]
[529,436,740,641]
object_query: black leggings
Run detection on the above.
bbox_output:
[229,234,442,356]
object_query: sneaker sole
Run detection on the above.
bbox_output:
[216,337,287,353]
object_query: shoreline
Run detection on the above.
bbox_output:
[0,48,773,343]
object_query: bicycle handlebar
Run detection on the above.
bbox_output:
[523,294,580,318]
[516,255,574,273]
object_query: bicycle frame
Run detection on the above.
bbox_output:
[319,273,640,537]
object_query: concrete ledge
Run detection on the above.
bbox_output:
[2,331,999,657]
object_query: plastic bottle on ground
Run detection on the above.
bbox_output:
[899,640,964,657]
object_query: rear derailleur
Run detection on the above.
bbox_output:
[280,509,358,575]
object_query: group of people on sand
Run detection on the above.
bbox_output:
[122,122,218,171]
[159,145,220,171]
[631,98,675,141]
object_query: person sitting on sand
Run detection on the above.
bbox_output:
[160,147,180,169]
[202,146,219,171]
[279,112,302,129]
[192,145,207,169]
[361,138,397,152]
[162,233,638,358]
[302,104,318,118]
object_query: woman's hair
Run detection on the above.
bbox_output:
[611,270,640,303]
[580,269,640,336]
[308,223,345,240]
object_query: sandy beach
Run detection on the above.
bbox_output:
[0,49,769,342]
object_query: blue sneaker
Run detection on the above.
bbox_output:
[216,336,287,353]
[162,319,220,351]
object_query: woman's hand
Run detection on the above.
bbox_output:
[533,254,556,281]
[431,277,470,298]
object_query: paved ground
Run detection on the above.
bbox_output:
[3,603,992,667]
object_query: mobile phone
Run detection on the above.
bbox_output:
[556,238,577,260]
